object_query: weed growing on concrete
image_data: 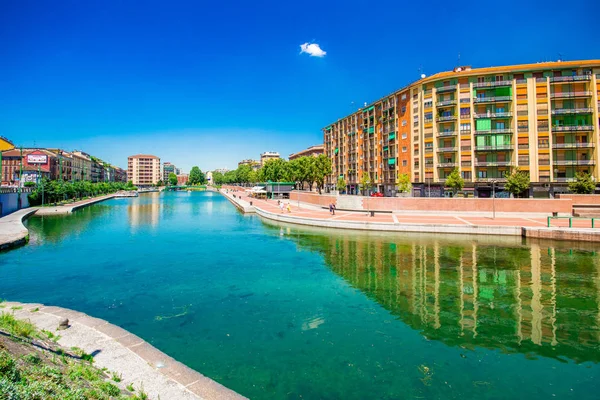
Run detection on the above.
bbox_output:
[70,347,94,363]
[10,306,22,311]
[126,382,135,391]
[0,312,36,338]
[112,371,123,382]
[30,308,39,313]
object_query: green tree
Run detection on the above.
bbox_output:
[212,171,224,185]
[569,172,596,194]
[261,159,289,182]
[504,168,530,198]
[156,180,164,187]
[445,168,464,195]
[223,170,237,184]
[336,176,346,193]
[310,154,332,194]
[248,169,258,184]
[188,166,205,185]
[359,172,372,196]
[236,164,252,184]
[168,172,178,186]
[396,173,412,194]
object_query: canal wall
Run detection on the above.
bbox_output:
[1,301,246,400]
[0,191,30,217]
[219,190,256,213]
[0,208,38,251]
[289,191,573,215]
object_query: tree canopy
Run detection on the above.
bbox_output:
[445,169,464,194]
[188,166,205,185]
[504,168,530,197]
[569,172,596,194]
[168,172,178,186]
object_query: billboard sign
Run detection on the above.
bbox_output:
[27,154,48,164]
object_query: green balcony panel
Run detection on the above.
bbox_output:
[334,148,339,154]
[368,127,375,134]
[476,119,491,131]
[388,158,396,165]
[383,146,389,151]
[389,133,396,140]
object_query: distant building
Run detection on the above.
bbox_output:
[114,167,127,182]
[71,151,93,181]
[206,171,213,184]
[260,151,280,166]
[163,162,176,182]
[289,145,324,161]
[1,149,58,186]
[238,159,260,170]
[214,168,230,174]
[128,154,161,187]
[177,173,189,186]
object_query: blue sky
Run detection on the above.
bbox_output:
[1,0,597,172]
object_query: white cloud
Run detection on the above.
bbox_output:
[300,42,326,57]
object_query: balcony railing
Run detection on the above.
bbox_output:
[474,111,512,119]
[438,162,458,168]
[477,177,508,182]
[436,99,457,107]
[436,84,457,93]
[436,115,457,122]
[553,159,596,166]
[552,125,594,132]
[552,142,594,149]
[555,177,576,182]
[516,79,527,84]
[475,145,513,151]
[474,128,513,135]
[472,80,513,88]
[549,75,592,83]
[473,96,513,104]
[461,161,472,166]
[550,91,593,98]
[474,161,514,167]
[438,131,457,137]
[551,108,593,115]
[437,146,457,152]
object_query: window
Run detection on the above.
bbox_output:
[460,123,471,132]
[462,171,472,180]
[495,75,503,82]
[401,106,406,113]
[424,101,433,108]
[402,160,408,166]
[538,120,549,131]
[460,107,470,117]
[401,94,407,100]
[402,120,407,126]
[478,77,485,83]
[402,133,407,139]
[424,112,433,120]
[402,146,407,152]
[478,170,487,178]
[538,138,549,148]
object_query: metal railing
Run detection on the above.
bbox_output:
[552,142,594,149]
[436,84,457,92]
[437,162,458,168]
[477,177,508,182]
[475,145,513,151]
[552,125,594,132]
[436,99,457,107]
[472,80,513,88]
[474,128,513,134]
[553,159,596,166]
[437,147,457,152]
[436,115,457,122]
[438,131,457,137]
[551,108,593,115]
[473,96,512,103]
[474,161,514,166]
[549,75,592,83]
[550,91,593,98]
[474,111,512,118]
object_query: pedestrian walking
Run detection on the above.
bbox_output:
[332,203,336,215]
[279,202,285,213]
[286,203,291,213]
[329,203,333,215]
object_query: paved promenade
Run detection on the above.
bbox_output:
[2,301,245,400]
[222,190,600,241]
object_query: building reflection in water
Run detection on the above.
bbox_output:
[266,221,600,364]
[128,192,161,228]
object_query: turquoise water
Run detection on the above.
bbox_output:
[1,191,600,399]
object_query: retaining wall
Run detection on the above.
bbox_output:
[556,194,600,205]
[0,192,30,217]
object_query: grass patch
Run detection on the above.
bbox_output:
[0,312,36,338]
[30,308,39,313]
[112,371,122,382]
[71,347,94,363]
[10,306,22,311]
[126,382,135,391]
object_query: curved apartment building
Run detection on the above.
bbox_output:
[323,60,600,197]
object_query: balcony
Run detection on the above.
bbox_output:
[437,146,457,152]
[550,91,593,98]
[438,162,458,168]
[549,75,592,83]
[477,177,508,182]
[472,80,513,88]
[474,128,513,135]
[555,177,576,182]
[475,145,513,151]
[436,84,457,93]
[552,142,594,149]
[473,96,513,104]
[438,131,457,137]
[474,111,512,119]
[551,125,594,132]
[436,99,457,107]
[436,115,457,122]
[474,161,514,167]
[551,108,593,115]
[553,159,596,166]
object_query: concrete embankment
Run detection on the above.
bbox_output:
[219,190,256,213]
[1,301,245,400]
[0,193,133,250]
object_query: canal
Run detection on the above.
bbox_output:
[1,191,599,399]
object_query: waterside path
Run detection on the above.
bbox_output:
[1,301,246,400]
[221,189,600,242]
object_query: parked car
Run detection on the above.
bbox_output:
[370,192,384,197]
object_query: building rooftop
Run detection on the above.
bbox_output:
[129,154,160,159]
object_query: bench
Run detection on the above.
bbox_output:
[547,215,597,228]
[320,206,392,217]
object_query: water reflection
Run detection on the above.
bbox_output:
[128,192,161,228]
[265,221,600,364]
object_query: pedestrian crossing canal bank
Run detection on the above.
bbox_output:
[1,191,599,399]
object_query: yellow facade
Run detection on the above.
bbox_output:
[0,136,15,151]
